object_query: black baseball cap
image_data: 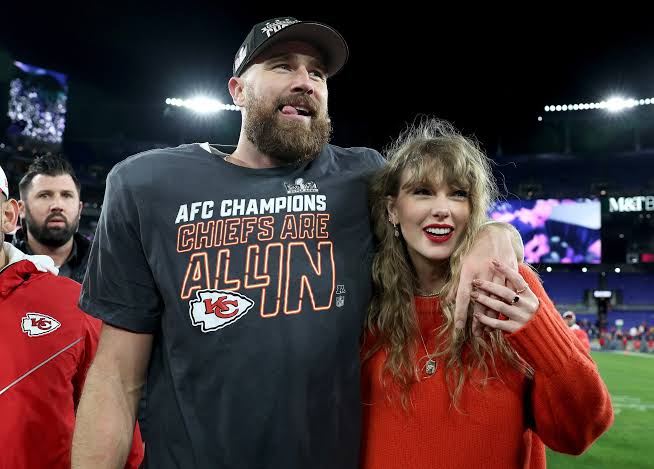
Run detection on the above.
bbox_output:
[233,17,348,78]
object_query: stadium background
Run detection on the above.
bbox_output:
[0,6,652,467]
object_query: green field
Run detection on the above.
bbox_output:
[546,352,654,468]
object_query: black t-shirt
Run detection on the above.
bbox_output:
[80,143,386,468]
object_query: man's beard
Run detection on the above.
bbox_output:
[244,92,332,165]
[24,206,78,248]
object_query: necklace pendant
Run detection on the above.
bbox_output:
[425,358,437,375]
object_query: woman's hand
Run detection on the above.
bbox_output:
[470,260,539,333]
[452,224,521,334]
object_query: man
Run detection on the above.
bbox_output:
[13,154,90,283]
[73,18,520,468]
[563,310,591,351]
[0,164,143,468]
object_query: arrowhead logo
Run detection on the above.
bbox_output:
[21,313,61,337]
[189,290,254,333]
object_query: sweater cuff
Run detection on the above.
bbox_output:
[506,298,579,377]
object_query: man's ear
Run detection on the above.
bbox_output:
[228,76,247,107]
[1,199,20,233]
[17,200,25,220]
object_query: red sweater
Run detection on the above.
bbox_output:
[0,258,143,469]
[361,265,613,469]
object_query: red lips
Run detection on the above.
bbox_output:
[423,224,454,244]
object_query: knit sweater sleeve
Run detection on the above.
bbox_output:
[505,265,614,455]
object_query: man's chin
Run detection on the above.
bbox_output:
[36,230,74,247]
[46,240,70,248]
[276,111,312,126]
[273,118,313,134]
[44,228,67,236]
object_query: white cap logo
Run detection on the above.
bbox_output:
[260,18,299,38]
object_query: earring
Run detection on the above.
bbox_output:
[388,217,399,238]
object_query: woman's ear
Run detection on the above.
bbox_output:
[385,196,398,224]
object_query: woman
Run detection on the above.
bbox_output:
[361,118,613,469]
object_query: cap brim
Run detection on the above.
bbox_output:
[244,21,348,77]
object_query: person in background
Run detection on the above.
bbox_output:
[563,310,591,351]
[0,163,143,468]
[13,154,90,283]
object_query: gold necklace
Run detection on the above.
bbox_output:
[418,328,437,376]
[415,286,441,375]
[415,285,445,297]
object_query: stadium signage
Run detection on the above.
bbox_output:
[608,195,654,213]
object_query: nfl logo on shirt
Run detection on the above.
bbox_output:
[21,313,61,337]
[188,290,255,333]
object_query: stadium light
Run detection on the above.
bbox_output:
[605,96,636,113]
[546,266,552,272]
[543,94,652,114]
[582,267,588,273]
[614,267,621,273]
[165,96,241,114]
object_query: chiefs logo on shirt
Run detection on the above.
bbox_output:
[21,313,62,337]
[189,290,254,333]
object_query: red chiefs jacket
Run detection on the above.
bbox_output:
[0,243,143,468]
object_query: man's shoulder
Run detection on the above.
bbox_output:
[15,271,98,340]
[324,144,386,170]
[33,270,82,294]
[110,144,206,179]
[16,269,83,316]
[325,143,385,161]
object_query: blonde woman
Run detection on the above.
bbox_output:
[361,118,613,469]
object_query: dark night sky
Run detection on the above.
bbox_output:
[1,4,653,155]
